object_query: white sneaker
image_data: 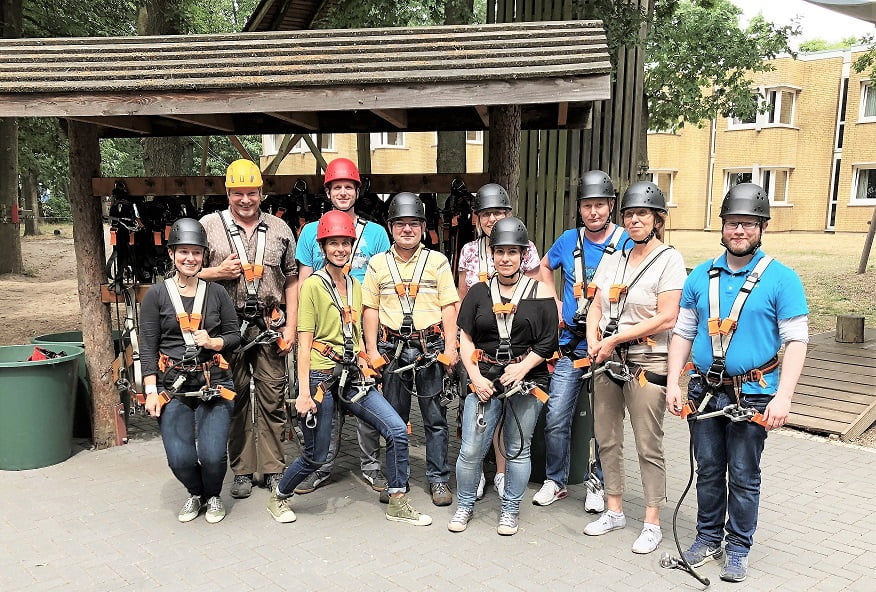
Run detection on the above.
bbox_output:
[632,524,663,554]
[532,479,568,506]
[583,510,626,536]
[494,473,505,499]
[447,507,474,532]
[584,482,605,513]
[178,495,202,523]
[476,473,486,500]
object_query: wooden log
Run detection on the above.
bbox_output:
[836,315,865,344]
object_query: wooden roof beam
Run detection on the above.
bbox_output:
[267,111,319,130]
[474,105,489,127]
[372,109,408,129]
[163,113,235,133]
[557,102,568,127]
[66,115,152,135]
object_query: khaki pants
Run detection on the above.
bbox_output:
[593,352,668,508]
[228,333,288,476]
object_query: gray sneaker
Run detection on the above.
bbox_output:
[362,470,388,492]
[264,473,281,492]
[294,471,330,494]
[204,496,226,524]
[682,539,724,568]
[267,492,297,523]
[497,511,519,536]
[178,495,202,522]
[447,507,474,533]
[385,494,432,526]
[720,551,749,583]
[230,474,253,499]
[430,482,453,507]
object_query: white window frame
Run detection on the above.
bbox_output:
[760,167,793,205]
[727,85,800,130]
[647,169,677,206]
[724,168,754,192]
[851,163,876,204]
[466,130,483,144]
[262,134,282,157]
[859,81,876,122]
[291,133,335,154]
[370,132,406,149]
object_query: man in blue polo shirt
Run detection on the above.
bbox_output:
[533,170,627,509]
[294,157,391,496]
[667,183,808,583]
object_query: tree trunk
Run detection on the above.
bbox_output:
[0,0,23,274]
[487,105,521,210]
[21,170,39,236]
[68,121,119,449]
[140,0,192,176]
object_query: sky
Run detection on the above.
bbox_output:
[732,0,876,47]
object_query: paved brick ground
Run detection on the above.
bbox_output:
[2,404,875,592]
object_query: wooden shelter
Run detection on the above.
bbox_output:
[0,20,611,447]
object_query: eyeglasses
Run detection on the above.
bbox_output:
[391,221,422,229]
[722,220,760,230]
[478,209,508,220]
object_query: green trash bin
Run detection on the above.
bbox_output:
[529,384,593,485]
[32,331,126,439]
[0,344,83,470]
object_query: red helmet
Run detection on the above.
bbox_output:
[316,210,356,241]
[324,158,361,187]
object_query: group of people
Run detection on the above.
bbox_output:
[140,157,807,584]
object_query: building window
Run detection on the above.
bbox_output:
[466,130,483,144]
[262,134,282,156]
[291,133,334,154]
[371,132,405,148]
[647,170,676,205]
[860,82,876,120]
[767,88,796,125]
[728,110,757,128]
[725,170,753,189]
[853,166,876,202]
[761,168,791,204]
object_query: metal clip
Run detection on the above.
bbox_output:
[304,410,317,429]
[475,401,487,434]
[494,340,513,364]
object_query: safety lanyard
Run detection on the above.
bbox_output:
[220,210,268,301]
[385,246,430,334]
[477,236,490,283]
[707,254,774,362]
[123,286,143,392]
[163,278,208,351]
[573,225,624,313]
[343,217,368,275]
[605,245,671,332]
[489,275,534,361]
[313,269,356,363]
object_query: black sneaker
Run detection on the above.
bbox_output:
[362,470,388,492]
[293,471,330,494]
[264,473,281,492]
[230,474,253,499]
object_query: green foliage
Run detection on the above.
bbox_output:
[185,135,262,175]
[101,138,145,177]
[799,36,859,53]
[23,0,137,37]
[186,0,259,33]
[317,0,443,28]
[18,118,69,202]
[853,35,876,76]
[646,0,798,131]
[576,0,648,68]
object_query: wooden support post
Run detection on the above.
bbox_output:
[68,120,121,449]
[488,105,521,210]
[857,206,876,274]
[836,315,865,344]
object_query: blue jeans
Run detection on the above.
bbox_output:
[544,353,602,488]
[455,391,543,514]
[159,395,233,499]
[689,378,769,555]
[379,339,449,483]
[277,371,410,496]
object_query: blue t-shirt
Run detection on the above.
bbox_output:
[681,250,808,394]
[296,218,390,283]
[546,225,628,347]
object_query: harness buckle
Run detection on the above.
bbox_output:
[242,298,260,318]
[602,320,618,338]
[705,359,727,387]
[397,314,415,337]
[494,340,513,364]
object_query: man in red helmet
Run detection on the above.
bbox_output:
[293,157,391,496]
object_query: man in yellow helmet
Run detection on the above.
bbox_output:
[199,159,298,499]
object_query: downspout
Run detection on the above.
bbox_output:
[704,117,716,230]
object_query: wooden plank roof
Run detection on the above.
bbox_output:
[244,0,333,32]
[0,20,610,138]
[788,328,876,441]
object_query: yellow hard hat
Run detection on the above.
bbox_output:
[225,159,263,188]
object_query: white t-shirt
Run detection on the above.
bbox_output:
[592,246,687,354]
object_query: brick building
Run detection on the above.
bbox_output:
[648,48,876,233]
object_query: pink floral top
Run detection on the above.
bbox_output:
[458,237,541,287]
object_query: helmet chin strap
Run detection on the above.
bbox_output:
[721,237,761,257]
[632,229,656,245]
[496,268,521,284]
